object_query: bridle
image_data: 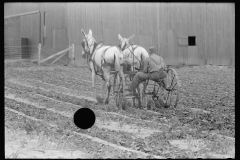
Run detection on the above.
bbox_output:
[81,36,107,81]
[82,37,96,71]
[119,42,129,52]
[82,36,95,55]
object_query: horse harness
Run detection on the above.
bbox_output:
[87,43,114,81]
[125,45,144,69]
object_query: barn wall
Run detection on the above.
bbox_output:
[67,3,158,66]
[39,3,69,62]
[202,3,235,65]
[154,3,235,65]
[67,2,234,66]
[5,3,235,65]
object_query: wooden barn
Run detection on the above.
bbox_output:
[4,2,235,66]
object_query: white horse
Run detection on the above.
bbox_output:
[118,34,149,71]
[81,29,126,105]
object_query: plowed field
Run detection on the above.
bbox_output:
[5,60,235,158]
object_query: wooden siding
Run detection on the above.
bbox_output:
[5,3,235,65]
[67,2,234,66]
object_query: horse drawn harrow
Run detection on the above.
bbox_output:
[80,29,180,112]
[112,66,180,112]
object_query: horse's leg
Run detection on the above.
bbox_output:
[143,81,147,93]
[105,77,111,104]
[90,62,97,98]
[118,68,126,108]
[102,66,111,104]
[101,78,106,100]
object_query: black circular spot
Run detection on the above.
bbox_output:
[73,108,96,129]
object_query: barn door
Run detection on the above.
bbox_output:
[187,46,198,65]
[177,36,188,64]
[187,36,198,65]
[178,36,199,65]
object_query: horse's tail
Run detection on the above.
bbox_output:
[113,53,116,66]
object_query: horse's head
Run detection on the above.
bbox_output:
[81,29,96,58]
[118,34,134,51]
[81,39,88,58]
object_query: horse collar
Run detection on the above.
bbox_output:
[122,43,129,51]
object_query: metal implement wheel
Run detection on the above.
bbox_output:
[158,68,180,108]
[113,72,126,110]
[154,98,165,109]
[142,80,164,111]
[157,98,165,108]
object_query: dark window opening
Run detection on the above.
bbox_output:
[188,36,196,46]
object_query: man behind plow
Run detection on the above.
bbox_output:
[128,46,171,95]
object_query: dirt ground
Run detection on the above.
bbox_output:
[5,127,90,158]
[5,60,235,158]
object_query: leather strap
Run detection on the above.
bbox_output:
[149,56,159,66]
[149,56,166,72]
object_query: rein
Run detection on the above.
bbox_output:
[121,43,128,51]
[84,40,114,81]
[124,45,144,70]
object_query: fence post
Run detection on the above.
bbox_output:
[38,43,41,66]
[69,44,71,58]
[72,44,75,63]
[68,44,72,64]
